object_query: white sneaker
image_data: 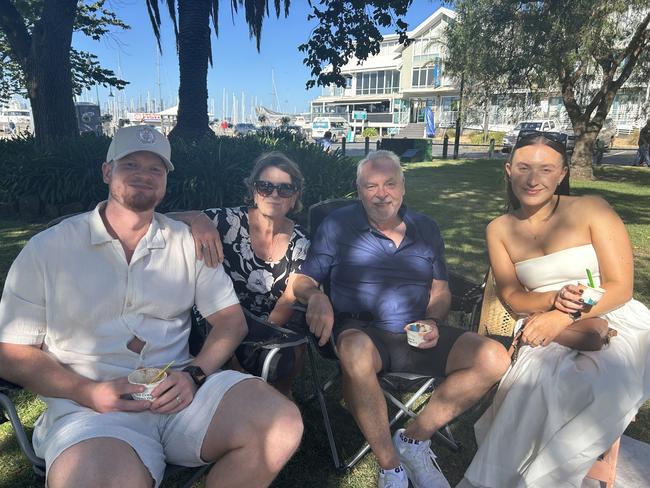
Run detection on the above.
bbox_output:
[377,465,409,488]
[392,429,451,488]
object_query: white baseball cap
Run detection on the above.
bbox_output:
[106,126,174,171]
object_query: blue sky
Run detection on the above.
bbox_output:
[73,0,444,118]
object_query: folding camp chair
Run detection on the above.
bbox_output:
[294,198,483,471]
[476,268,627,488]
[0,214,309,486]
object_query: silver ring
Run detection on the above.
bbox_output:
[176,395,181,404]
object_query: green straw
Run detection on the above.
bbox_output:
[586,268,595,288]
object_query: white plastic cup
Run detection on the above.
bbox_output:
[578,284,605,312]
[127,367,167,401]
[404,322,432,347]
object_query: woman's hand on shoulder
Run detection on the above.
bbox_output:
[190,213,224,267]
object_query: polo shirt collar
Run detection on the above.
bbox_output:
[352,201,411,231]
[89,201,166,249]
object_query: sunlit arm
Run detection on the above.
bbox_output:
[0,342,93,401]
[192,303,247,375]
[580,197,633,318]
[425,279,451,321]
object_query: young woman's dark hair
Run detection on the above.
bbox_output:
[244,151,305,213]
[505,132,571,211]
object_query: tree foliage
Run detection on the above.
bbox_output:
[0,0,129,104]
[145,0,290,62]
[445,0,650,178]
[144,0,291,141]
[299,0,413,89]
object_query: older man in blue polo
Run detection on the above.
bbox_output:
[293,150,510,488]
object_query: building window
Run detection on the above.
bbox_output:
[355,70,400,95]
[380,40,398,53]
[412,31,443,63]
[411,64,441,88]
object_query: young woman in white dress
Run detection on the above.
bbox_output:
[460,132,650,487]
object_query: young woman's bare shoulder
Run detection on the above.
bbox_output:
[564,194,613,214]
[486,213,513,240]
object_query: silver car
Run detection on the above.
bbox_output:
[563,119,617,151]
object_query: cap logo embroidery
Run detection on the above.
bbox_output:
[137,127,156,144]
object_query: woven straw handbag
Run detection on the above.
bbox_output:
[477,268,519,339]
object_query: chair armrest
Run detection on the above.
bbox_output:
[448,270,484,313]
[0,383,46,471]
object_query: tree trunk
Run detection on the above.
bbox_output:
[169,0,212,142]
[570,130,598,180]
[25,0,78,147]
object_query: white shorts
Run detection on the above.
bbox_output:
[35,370,256,487]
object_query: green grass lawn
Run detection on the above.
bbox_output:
[1,160,649,487]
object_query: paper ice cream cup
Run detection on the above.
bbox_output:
[578,284,605,308]
[128,367,167,401]
[404,322,432,347]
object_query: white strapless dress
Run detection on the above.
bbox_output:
[463,244,650,488]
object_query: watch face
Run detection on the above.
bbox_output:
[184,366,207,386]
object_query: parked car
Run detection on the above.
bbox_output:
[563,118,617,151]
[311,116,350,142]
[234,123,257,136]
[502,119,566,152]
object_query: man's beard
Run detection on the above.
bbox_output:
[111,187,161,212]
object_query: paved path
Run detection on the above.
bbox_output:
[581,435,650,488]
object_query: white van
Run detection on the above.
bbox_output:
[311,116,350,141]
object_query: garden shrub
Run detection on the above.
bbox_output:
[468,131,505,145]
[362,127,378,138]
[0,131,356,219]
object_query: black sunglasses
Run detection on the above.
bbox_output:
[517,130,568,147]
[253,180,298,198]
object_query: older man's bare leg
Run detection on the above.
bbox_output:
[404,333,510,441]
[200,379,303,488]
[336,329,399,469]
[48,437,153,488]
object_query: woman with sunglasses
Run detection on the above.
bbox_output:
[169,152,309,396]
[460,132,650,487]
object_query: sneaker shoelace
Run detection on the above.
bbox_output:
[412,442,444,476]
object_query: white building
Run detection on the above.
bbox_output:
[309,7,648,137]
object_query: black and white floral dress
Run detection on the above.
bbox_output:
[203,206,310,320]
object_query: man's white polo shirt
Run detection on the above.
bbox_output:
[0,202,239,381]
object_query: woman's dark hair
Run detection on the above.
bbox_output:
[244,151,305,213]
[505,133,570,211]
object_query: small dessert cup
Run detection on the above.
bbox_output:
[127,367,167,401]
[404,322,432,347]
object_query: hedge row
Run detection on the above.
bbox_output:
[0,130,357,220]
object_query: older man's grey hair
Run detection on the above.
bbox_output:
[356,150,404,186]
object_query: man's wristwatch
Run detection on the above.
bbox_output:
[182,365,207,388]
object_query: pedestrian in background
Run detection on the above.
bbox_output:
[636,119,649,167]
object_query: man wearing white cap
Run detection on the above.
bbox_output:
[0,126,303,488]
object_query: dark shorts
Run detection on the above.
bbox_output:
[334,319,466,377]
